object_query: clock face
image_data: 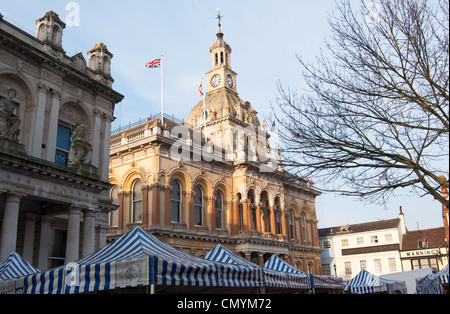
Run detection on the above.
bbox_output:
[226,75,234,87]
[211,74,221,87]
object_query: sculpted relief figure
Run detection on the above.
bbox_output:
[68,119,92,169]
[0,89,20,141]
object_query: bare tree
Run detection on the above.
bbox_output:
[275,0,449,207]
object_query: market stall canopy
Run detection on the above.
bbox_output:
[416,264,449,294]
[15,227,261,294]
[344,270,407,294]
[204,245,310,290]
[0,252,39,282]
[263,254,344,290]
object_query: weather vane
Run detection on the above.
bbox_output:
[216,8,223,27]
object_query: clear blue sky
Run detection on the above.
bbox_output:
[1,0,447,231]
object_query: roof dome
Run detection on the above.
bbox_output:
[186,88,260,128]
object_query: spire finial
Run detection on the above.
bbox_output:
[216,8,223,27]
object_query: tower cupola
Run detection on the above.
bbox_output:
[35,11,66,48]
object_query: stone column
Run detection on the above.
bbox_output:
[65,206,82,264]
[230,201,239,236]
[82,209,96,257]
[91,110,102,169]
[151,185,162,226]
[29,84,48,158]
[207,196,216,233]
[38,214,51,271]
[0,194,22,261]
[118,191,125,231]
[258,254,264,266]
[22,213,39,263]
[44,89,61,161]
[269,206,276,235]
[185,190,195,231]
[98,225,108,249]
[141,185,150,227]
[241,200,249,234]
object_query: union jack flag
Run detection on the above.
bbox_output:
[145,58,161,69]
[199,80,204,96]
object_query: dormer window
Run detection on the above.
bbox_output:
[419,239,428,248]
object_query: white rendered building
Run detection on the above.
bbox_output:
[319,210,407,281]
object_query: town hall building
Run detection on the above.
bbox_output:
[107,21,323,274]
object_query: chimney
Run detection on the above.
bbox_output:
[399,206,407,235]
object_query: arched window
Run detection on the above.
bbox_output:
[215,191,223,229]
[194,185,204,226]
[171,180,182,222]
[108,185,119,227]
[301,212,307,242]
[220,51,224,64]
[215,53,218,66]
[289,210,296,240]
[131,180,142,223]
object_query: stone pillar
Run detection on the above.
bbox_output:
[82,209,96,257]
[100,114,114,181]
[0,194,22,261]
[255,204,262,232]
[185,190,195,230]
[281,210,288,238]
[118,191,125,231]
[258,254,264,266]
[22,213,39,263]
[65,206,82,264]
[269,206,276,235]
[38,214,51,271]
[98,225,108,249]
[30,84,51,158]
[241,200,249,233]
[151,185,162,226]
[91,110,102,169]
[44,90,61,161]
[141,185,150,227]
[208,196,216,233]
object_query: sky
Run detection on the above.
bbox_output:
[1,0,447,231]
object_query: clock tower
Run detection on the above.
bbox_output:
[187,10,260,136]
[206,17,237,94]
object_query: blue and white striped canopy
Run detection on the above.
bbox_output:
[264,255,343,290]
[17,227,260,294]
[344,270,407,294]
[416,264,449,294]
[263,255,314,289]
[204,245,310,290]
[0,252,39,282]
[203,244,264,287]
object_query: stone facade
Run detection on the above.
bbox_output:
[108,26,322,273]
[0,11,123,270]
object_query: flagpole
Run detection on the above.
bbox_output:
[202,78,207,141]
[160,55,164,125]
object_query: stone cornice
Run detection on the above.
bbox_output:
[0,150,111,192]
[0,26,124,103]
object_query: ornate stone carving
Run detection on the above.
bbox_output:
[0,89,20,141]
[67,120,92,170]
